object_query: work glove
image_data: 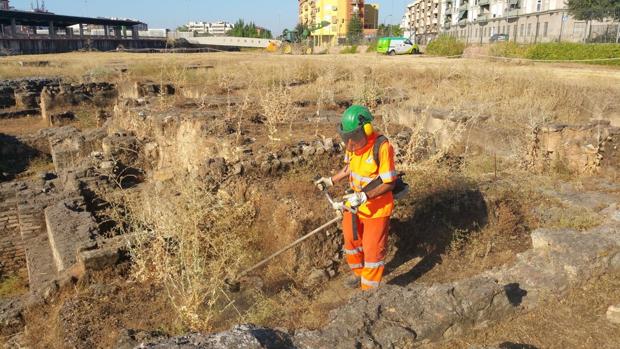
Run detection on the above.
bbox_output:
[314,176,333,191]
[331,201,345,211]
[343,192,367,208]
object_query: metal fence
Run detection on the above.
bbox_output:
[443,10,620,44]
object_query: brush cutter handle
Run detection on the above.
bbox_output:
[314,174,358,214]
[237,213,342,279]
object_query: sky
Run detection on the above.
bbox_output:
[10,0,410,34]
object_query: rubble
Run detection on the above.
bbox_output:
[0,77,60,110]
[607,304,620,325]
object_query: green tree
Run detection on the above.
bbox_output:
[377,24,403,37]
[566,0,620,40]
[229,19,272,39]
[176,25,189,32]
[347,15,364,44]
[567,0,617,21]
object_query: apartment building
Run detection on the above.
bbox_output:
[298,0,368,45]
[299,0,317,27]
[440,0,614,43]
[185,21,233,36]
[402,0,441,44]
[401,0,617,44]
[364,3,379,29]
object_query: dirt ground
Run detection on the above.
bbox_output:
[1,51,619,348]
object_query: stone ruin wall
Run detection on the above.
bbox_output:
[0,185,25,278]
[528,121,619,174]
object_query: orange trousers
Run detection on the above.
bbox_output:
[342,211,390,290]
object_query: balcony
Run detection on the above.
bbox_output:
[458,18,467,25]
[506,9,520,18]
[458,3,469,11]
[445,7,453,15]
[478,0,490,6]
[443,22,451,29]
[509,0,520,5]
[446,0,453,3]
[477,14,489,22]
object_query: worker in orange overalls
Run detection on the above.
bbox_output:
[315,105,397,290]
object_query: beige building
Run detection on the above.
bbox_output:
[402,0,441,44]
[440,0,618,43]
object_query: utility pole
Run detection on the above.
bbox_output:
[558,11,564,42]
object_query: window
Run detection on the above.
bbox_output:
[543,22,548,36]
[573,21,586,35]
[527,23,531,36]
[514,24,517,37]
[476,28,478,37]
[520,24,524,36]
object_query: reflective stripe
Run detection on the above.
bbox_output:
[364,261,385,269]
[343,247,363,255]
[348,263,364,269]
[379,171,398,181]
[350,181,363,191]
[361,277,380,288]
[350,172,374,183]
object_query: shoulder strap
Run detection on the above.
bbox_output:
[373,135,388,167]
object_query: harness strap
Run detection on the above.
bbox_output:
[352,214,359,240]
[362,135,388,194]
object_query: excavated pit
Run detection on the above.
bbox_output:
[1,59,619,349]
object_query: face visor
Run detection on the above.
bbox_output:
[339,125,368,151]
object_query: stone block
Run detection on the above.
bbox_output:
[44,198,97,272]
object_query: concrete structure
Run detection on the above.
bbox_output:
[402,0,440,44]
[185,36,279,49]
[185,21,233,36]
[0,9,168,54]
[298,0,366,45]
[0,0,9,11]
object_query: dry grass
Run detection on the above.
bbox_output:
[101,176,257,332]
[427,273,620,349]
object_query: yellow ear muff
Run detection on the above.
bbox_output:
[363,123,373,136]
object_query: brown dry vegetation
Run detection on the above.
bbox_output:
[1,52,619,348]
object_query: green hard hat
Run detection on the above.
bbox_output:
[341,105,373,132]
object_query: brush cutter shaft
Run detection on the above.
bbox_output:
[237,214,342,278]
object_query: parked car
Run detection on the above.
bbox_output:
[376,37,420,56]
[490,34,509,43]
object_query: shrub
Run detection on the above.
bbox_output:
[489,42,532,58]
[104,177,256,331]
[366,41,378,53]
[490,42,620,66]
[526,43,620,65]
[426,35,466,56]
[340,45,358,54]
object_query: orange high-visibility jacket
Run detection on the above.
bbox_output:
[344,133,397,219]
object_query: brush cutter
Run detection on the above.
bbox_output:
[226,182,354,292]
